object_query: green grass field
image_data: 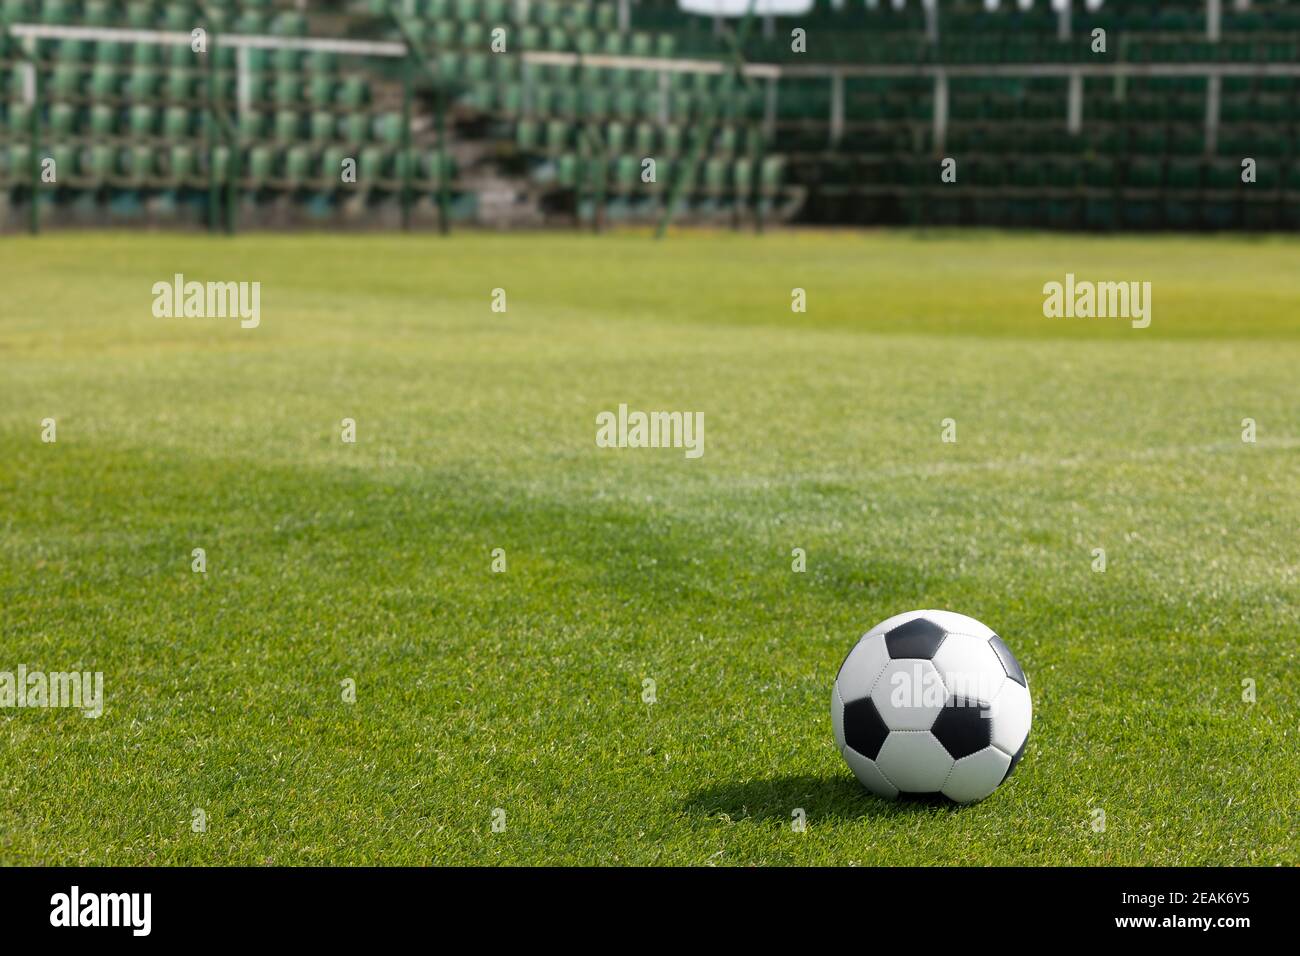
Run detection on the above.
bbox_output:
[1,230,1296,866]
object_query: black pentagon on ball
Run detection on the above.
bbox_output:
[1002,731,1029,784]
[930,697,992,760]
[843,695,890,760]
[988,634,1027,687]
[884,616,947,659]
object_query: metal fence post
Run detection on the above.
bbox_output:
[26,58,39,235]
[436,90,450,235]
[401,52,413,231]
[207,29,220,232]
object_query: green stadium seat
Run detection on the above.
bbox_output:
[245,146,275,185]
[244,74,271,103]
[702,156,728,198]
[83,0,113,27]
[40,0,73,24]
[47,64,81,98]
[462,22,486,49]
[314,147,343,188]
[759,155,784,197]
[88,103,116,137]
[273,110,301,141]
[579,88,610,120]
[164,43,194,70]
[273,75,303,105]
[733,157,753,198]
[282,145,313,186]
[272,13,307,38]
[79,64,113,99]
[7,144,32,183]
[373,113,404,145]
[515,119,540,151]
[544,119,569,154]
[127,105,157,137]
[273,48,302,73]
[611,154,638,193]
[81,144,115,184]
[208,145,231,181]
[94,41,127,66]
[336,76,368,109]
[421,151,454,188]
[306,50,338,74]
[308,111,334,143]
[162,4,195,34]
[239,111,266,140]
[498,84,524,116]
[338,113,368,143]
[164,69,195,101]
[124,68,159,100]
[1206,160,1242,190]
[122,145,156,183]
[605,122,627,154]
[359,145,386,185]
[168,144,198,183]
[661,125,682,156]
[305,75,336,107]
[163,106,192,138]
[123,1,152,29]
[234,12,270,34]
[45,143,76,181]
[556,152,579,187]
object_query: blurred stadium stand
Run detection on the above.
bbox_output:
[2,0,1298,232]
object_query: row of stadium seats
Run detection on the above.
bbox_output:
[633,0,1300,63]
[458,80,760,122]
[1,0,308,34]
[538,151,785,195]
[573,193,763,223]
[782,123,1300,160]
[22,41,345,72]
[31,59,1300,128]
[635,0,1300,35]
[2,64,762,127]
[1,140,780,207]
[395,16,678,59]
[8,187,484,229]
[743,37,1300,66]
[800,153,1300,191]
[9,46,744,91]
[5,63,375,107]
[1,140,456,186]
[369,0,625,31]
[0,103,1281,229]
[837,193,1300,231]
[516,119,766,158]
[775,90,1300,125]
[3,102,409,143]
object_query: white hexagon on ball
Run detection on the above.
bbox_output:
[931,632,1006,706]
[870,658,947,731]
[875,732,954,792]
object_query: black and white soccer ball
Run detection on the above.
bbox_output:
[832,610,1031,803]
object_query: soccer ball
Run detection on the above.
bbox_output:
[831,610,1031,803]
